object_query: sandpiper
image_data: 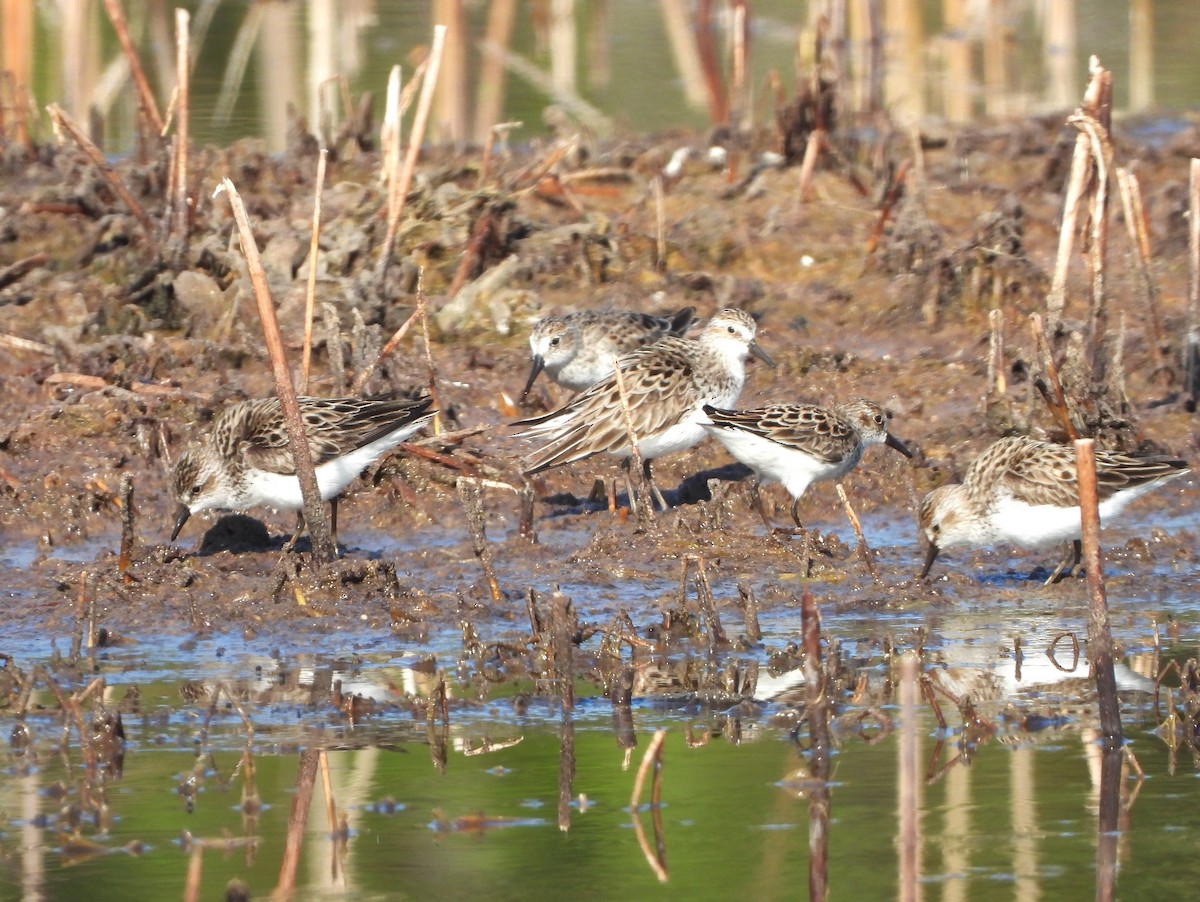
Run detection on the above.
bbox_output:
[918,435,1189,583]
[170,395,435,545]
[702,399,913,528]
[516,308,774,505]
[521,305,696,401]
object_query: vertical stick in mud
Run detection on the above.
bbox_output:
[1074,438,1121,744]
[101,0,165,135]
[1187,159,1200,408]
[218,178,335,563]
[171,8,191,251]
[301,149,328,394]
[380,25,447,271]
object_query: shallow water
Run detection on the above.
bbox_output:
[4,518,1200,900]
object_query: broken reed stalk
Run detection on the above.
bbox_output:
[380,24,447,271]
[796,129,826,201]
[46,105,158,252]
[987,307,1007,396]
[417,286,444,435]
[1030,313,1077,439]
[217,178,335,563]
[1187,159,1200,408]
[653,176,666,272]
[550,591,576,711]
[1047,58,1108,332]
[612,358,653,522]
[301,149,328,394]
[351,303,422,395]
[835,484,879,583]
[171,8,191,249]
[381,65,403,203]
[456,478,502,602]
[683,555,727,650]
[1074,439,1122,745]
[1115,168,1167,359]
[736,583,761,642]
[118,474,135,583]
[182,841,203,902]
[101,0,165,135]
[275,748,321,895]
[1069,104,1113,385]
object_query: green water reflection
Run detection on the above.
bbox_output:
[6,705,1200,900]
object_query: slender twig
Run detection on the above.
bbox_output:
[46,105,158,252]
[101,0,165,134]
[301,149,329,393]
[380,25,447,272]
[1187,159,1200,407]
[215,179,335,562]
[836,483,879,583]
[1075,439,1122,745]
[171,8,191,248]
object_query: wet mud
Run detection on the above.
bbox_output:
[0,115,1197,648]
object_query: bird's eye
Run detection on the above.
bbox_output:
[727,326,736,334]
[192,483,203,496]
[931,524,940,534]
[550,337,560,347]
[874,414,884,425]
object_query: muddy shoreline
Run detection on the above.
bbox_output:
[1,116,1197,641]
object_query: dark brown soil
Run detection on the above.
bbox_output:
[1,115,1197,640]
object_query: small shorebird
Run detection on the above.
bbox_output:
[918,435,1189,583]
[516,308,774,506]
[521,305,696,401]
[170,395,435,546]
[702,399,913,528]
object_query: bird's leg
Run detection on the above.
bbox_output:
[771,497,806,538]
[330,498,339,553]
[644,458,668,511]
[620,458,639,519]
[748,480,774,530]
[1045,539,1083,585]
[284,512,306,553]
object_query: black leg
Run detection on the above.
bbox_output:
[749,481,773,530]
[643,458,668,511]
[1045,539,1083,585]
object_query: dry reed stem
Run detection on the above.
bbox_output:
[47,105,158,252]
[381,25,447,270]
[301,149,329,393]
[118,474,134,584]
[101,0,165,134]
[182,842,203,902]
[835,483,879,583]
[1030,313,1077,439]
[1047,58,1108,331]
[171,8,191,246]
[381,65,403,193]
[1068,108,1113,383]
[796,129,826,201]
[351,304,421,395]
[653,176,666,271]
[0,252,47,289]
[216,178,335,563]
[1075,439,1122,744]
[1115,168,1165,352]
[612,357,654,522]
[1188,159,1200,407]
[418,288,444,435]
[987,307,1006,395]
